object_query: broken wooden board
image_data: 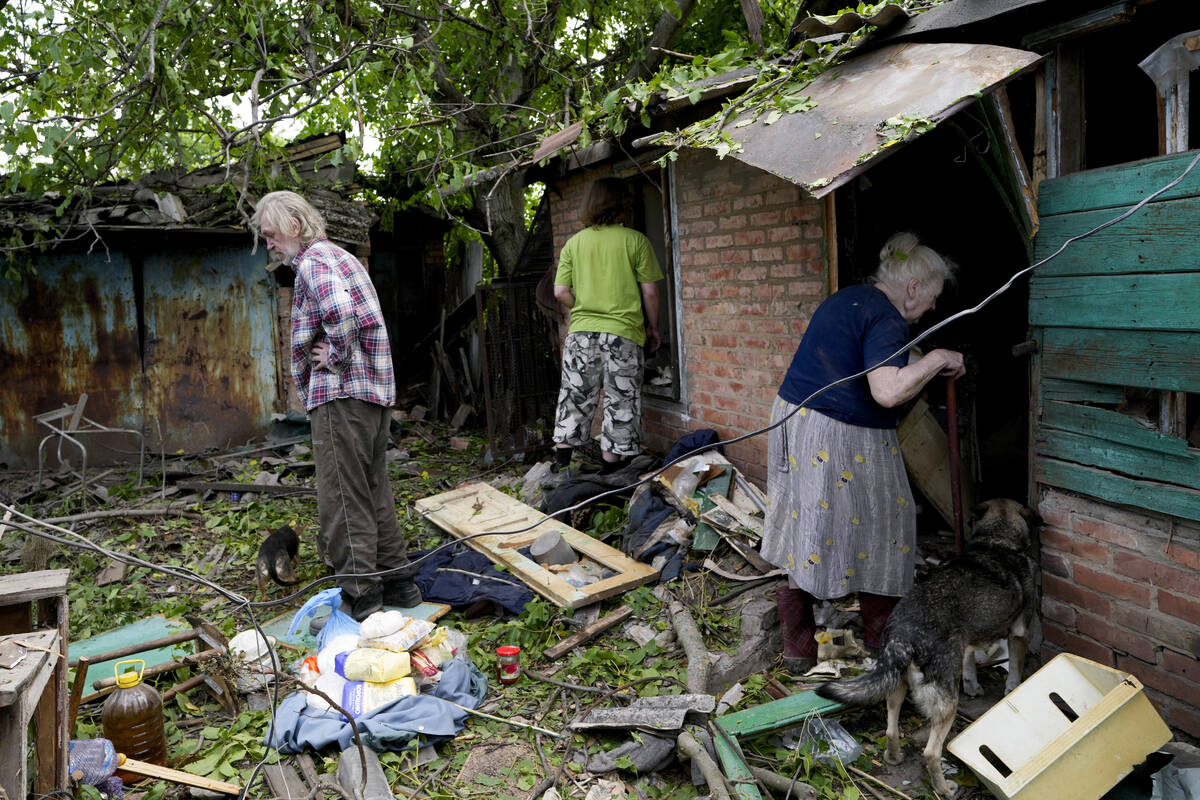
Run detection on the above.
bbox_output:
[571,694,717,731]
[415,482,659,609]
[714,689,846,800]
[544,606,632,659]
[708,494,763,539]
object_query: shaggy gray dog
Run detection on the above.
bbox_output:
[817,499,1039,797]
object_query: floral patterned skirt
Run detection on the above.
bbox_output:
[760,398,916,599]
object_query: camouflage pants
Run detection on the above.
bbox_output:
[553,332,644,456]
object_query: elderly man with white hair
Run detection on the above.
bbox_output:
[252,190,420,622]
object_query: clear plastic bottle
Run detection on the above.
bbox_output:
[101,659,167,779]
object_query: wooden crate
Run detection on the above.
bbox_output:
[414,482,658,608]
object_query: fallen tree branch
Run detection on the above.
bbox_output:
[669,599,710,694]
[748,766,819,800]
[43,506,203,524]
[677,728,731,800]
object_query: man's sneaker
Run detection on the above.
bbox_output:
[383,581,423,609]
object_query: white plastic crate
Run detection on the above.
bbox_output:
[947,653,1171,800]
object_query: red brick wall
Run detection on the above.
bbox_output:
[547,153,828,485]
[1038,488,1200,736]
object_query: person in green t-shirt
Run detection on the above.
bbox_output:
[551,177,664,473]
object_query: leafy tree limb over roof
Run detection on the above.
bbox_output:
[0,0,943,274]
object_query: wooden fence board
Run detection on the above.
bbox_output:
[414,482,658,609]
[1035,429,1200,489]
[1041,378,1124,404]
[1040,400,1190,456]
[1038,150,1200,216]
[1030,273,1200,330]
[1041,328,1200,392]
[1035,458,1200,522]
[1033,196,1200,276]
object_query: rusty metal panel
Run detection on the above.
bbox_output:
[142,245,278,454]
[0,253,142,469]
[726,43,1042,197]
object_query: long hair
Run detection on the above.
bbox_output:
[251,190,327,242]
[582,178,630,227]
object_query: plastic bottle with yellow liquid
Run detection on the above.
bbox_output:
[101,659,167,778]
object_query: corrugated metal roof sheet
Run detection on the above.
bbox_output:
[724,42,1041,198]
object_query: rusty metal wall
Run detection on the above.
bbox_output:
[0,240,279,469]
[0,252,143,470]
[142,244,279,454]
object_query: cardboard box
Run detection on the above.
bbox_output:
[947,653,1171,800]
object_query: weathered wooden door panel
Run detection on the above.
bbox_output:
[1041,328,1200,392]
[1038,150,1200,215]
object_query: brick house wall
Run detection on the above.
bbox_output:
[1038,488,1200,736]
[548,151,830,485]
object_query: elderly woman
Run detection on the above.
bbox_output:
[762,232,965,673]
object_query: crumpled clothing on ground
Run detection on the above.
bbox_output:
[266,658,488,753]
[412,544,533,615]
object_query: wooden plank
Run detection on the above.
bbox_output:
[119,756,241,795]
[262,763,309,800]
[1029,273,1200,330]
[708,494,763,538]
[1035,429,1200,490]
[717,689,844,737]
[1041,328,1200,393]
[713,723,764,800]
[1035,458,1200,523]
[1038,149,1200,216]
[1033,197,1200,277]
[0,571,71,607]
[1040,400,1191,456]
[415,483,658,609]
[544,606,633,659]
[1042,378,1125,404]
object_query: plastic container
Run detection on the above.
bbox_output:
[101,659,167,779]
[496,646,521,684]
[947,653,1172,800]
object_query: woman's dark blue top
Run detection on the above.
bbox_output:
[778,284,910,429]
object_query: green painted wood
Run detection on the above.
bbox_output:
[691,471,733,552]
[1029,273,1200,330]
[1035,458,1200,522]
[1040,401,1190,456]
[69,615,193,687]
[713,723,764,800]
[1035,428,1200,488]
[718,689,844,736]
[1038,150,1200,216]
[1041,378,1124,404]
[1033,197,1200,277]
[1041,328,1200,393]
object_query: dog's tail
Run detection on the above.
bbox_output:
[815,639,913,706]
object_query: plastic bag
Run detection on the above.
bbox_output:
[287,588,360,650]
[794,718,863,766]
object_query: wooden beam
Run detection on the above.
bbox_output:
[543,606,633,659]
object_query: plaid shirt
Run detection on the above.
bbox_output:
[291,238,395,411]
